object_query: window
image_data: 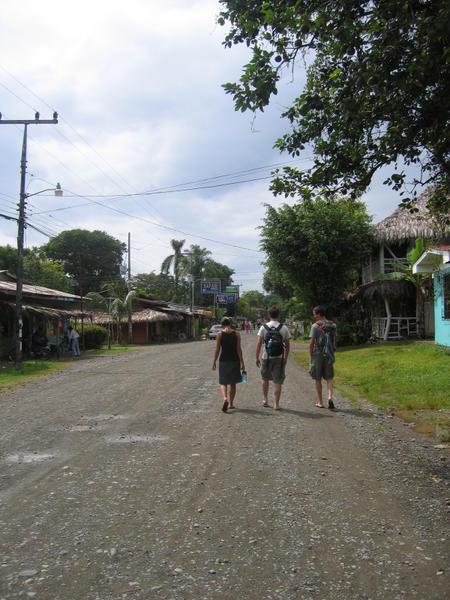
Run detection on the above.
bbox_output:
[444,272,450,320]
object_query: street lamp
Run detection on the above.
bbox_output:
[14,183,63,369]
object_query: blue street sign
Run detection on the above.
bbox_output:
[215,292,238,304]
[201,279,221,294]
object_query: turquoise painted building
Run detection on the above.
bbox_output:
[413,247,450,347]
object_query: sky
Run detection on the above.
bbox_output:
[0,0,419,293]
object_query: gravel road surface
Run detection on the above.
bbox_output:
[0,336,448,599]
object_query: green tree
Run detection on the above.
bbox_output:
[180,245,212,305]
[131,272,174,301]
[219,1,450,213]
[261,198,373,311]
[86,281,136,345]
[0,245,73,292]
[0,245,18,273]
[161,239,186,301]
[24,254,73,293]
[42,230,126,294]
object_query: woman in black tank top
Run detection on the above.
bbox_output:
[212,317,245,412]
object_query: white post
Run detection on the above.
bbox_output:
[383,296,391,341]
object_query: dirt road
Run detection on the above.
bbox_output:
[0,336,448,599]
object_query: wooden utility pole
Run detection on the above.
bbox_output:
[127,233,133,344]
[0,113,58,369]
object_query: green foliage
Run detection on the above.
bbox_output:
[0,245,18,272]
[0,245,73,292]
[23,254,73,292]
[81,324,108,349]
[261,198,373,311]
[202,259,234,288]
[42,229,126,293]
[219,1,450,213]
[161,239,186,300]
[131,272,174,301]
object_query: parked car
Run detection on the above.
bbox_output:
[208,324,222,340]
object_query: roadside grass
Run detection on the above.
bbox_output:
[0,344,140,392]
[294,341,450,435]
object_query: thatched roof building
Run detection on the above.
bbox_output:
[92,309,182,325]
[375,189,450,244]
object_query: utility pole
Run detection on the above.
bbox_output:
[127,232,131,281]
[0,112,58,369]
[127,232,132,345]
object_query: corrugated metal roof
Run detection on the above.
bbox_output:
[0,280,80,300]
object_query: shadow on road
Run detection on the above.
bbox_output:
[236,407,332,419]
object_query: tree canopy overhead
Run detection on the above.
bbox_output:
[219,1,450,212]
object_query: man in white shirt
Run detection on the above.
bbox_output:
[67,326,81,357]
[256,306,291,410]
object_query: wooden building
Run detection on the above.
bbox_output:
[0,271,86,358]
[356,190,450,340]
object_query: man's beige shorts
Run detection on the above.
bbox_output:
[310,353,334,381]
[261,357,285,384]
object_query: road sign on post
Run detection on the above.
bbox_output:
[215,292,239,304]
[201,279,221,294]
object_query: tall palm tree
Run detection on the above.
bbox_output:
[179,245,212,305]
[161,239,185,300]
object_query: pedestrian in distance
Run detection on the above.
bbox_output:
[212,317,245,412]
[256,306,290,411]
[309,306,337,409]
[67,326,81,357]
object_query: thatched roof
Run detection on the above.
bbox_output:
[375,189,450,244]
[91,309,183,325]
[350,279,415,302]
[0,301,90,319]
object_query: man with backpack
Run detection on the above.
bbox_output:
[256,306,291,410]
[309,306,337,409]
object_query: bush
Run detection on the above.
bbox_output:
[79,324,108,349]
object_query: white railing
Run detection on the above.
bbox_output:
[384,257,409,273]
[372,317,418,340]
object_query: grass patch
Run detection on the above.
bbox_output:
[294,342,450,429]
[85,344,140,357]
[0,344,140,392]
[0,360,69,391]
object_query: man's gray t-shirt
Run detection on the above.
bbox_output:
[257,320,290,360]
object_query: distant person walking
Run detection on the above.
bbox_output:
[67,326,81,357]
[309,306,337,409]
[212,317,245,412]
[256,306,290,410]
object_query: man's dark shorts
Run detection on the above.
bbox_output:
[261,357,285,384]
[310,353,334,381]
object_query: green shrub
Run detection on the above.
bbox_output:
[80,324,108,349]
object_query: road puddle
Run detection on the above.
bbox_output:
[104,434,168,444]
[5,452,57,464]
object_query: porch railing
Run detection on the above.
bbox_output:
[384,257,409,273]
[372,317,418,340]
